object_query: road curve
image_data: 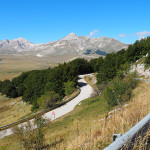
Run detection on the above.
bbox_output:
[0,74,94,139]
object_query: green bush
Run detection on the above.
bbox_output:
[37,91,60,109]
[104,76,138,107]
[64,80,76,96]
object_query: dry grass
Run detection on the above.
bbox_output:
[84,75,100,94]
[44,82,150,150]
[131,129,150,150]
[77,82,150,149]
[0,82,150,149]
[0,94,32,127]
[0,55,56,81]
[0,54,99,81]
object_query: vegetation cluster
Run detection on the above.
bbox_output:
[0,59,92,110]
[104,74,138,107]
[90,37,150,84]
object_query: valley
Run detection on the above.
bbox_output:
[0,55,54,81]
[1,0,150,149]
[0,36,150,149]
[0,54,100,81]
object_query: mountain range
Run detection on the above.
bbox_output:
[0,33,128,57]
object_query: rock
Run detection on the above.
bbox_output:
[130,63,150,78]
[10,102,16,105]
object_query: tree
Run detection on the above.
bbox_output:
[97,53,117,83]
[70,58,93,75]
[12,71,30,87]
[0,81,2,92]
[17,83,25,96]
[104,86,118,107]
[64,80,76,96]
[0,80,18,98]
[89,57,104,72]
[37,91,60,109]
[23,70,45,104]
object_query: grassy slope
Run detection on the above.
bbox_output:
[0,88,80,129]
[44,82,150,149]
[0,81,150,149]
[0,94,32,127]
[84,75,99,93]
[0,95,109,149]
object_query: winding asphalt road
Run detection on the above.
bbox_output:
[0,74,94,139]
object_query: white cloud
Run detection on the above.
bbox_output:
[136,31,150,36]
[119,34,126,38]
[89,30,99,37]
[136,31,150,40]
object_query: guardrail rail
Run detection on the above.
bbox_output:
[0,88,80,131]
[104,113,150,150]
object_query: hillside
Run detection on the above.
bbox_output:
[0,76,149,149]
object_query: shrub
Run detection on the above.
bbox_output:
[13,117,46,150]
[104,76,138,107]
[37,91,60,109]
[64,80,76,96]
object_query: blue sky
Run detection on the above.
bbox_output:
[0,0,150,44]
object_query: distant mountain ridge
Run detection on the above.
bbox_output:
[0,33,128,57]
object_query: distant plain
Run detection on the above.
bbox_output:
[0,54,99,81]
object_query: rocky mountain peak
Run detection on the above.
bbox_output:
[0,34,129,56]
[62,32,78,40]
[4,39,10,43]
[69,32,76,36]
[13,37,32,43]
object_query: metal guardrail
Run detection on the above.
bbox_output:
[0,88,80,131]
[104,113,150,150]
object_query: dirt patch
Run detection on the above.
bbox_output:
[0,106,10,113]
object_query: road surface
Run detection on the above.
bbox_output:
[0,74,94,139]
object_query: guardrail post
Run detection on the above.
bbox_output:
[113,133,122,141]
